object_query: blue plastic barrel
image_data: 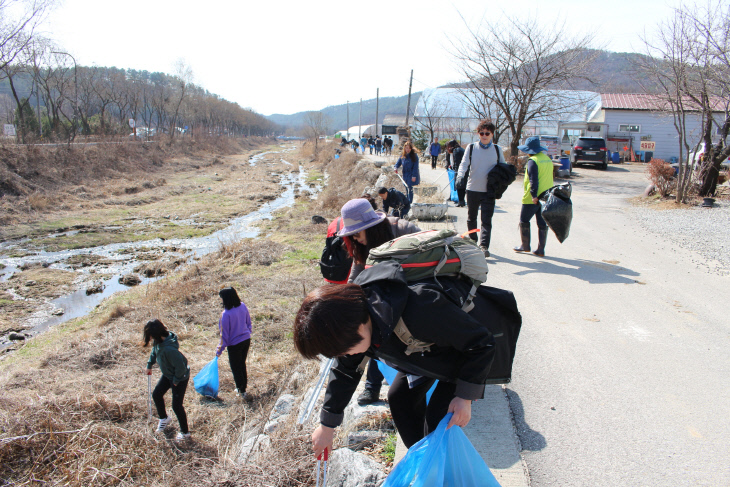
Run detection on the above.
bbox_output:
[559,156,570,170]
[611,152,620,163]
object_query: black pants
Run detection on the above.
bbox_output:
[520,203,547,228]
[152,375,189,434]
[365,358,384,391]
[227,338,251,393]
[466,191,496,249]
[431,155,438,168]
[387,372,457,448]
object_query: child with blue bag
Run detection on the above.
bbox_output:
[216,287,253,400]
[143,319,191,441]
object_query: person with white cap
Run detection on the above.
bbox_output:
[336,198,420,405]
[513,136,554,256]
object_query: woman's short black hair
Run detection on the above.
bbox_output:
[219,287,242,310]
[345,218,395,265]
[143,319,169,347]
[293,284,370,359]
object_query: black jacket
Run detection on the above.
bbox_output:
[320,261,521,428]
[486,162,517,199]
[382,188,410,215]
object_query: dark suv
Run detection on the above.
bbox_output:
[572,137,608,170]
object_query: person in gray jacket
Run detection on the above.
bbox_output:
[456,120,505,257]
[144,319,191,441]
[336,198,420,405]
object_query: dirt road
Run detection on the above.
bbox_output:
[416,160,729,486]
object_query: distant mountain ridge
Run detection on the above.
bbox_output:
[266,93,421,133]
[268,50,657,131]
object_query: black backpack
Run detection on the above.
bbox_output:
[319,218,353,283]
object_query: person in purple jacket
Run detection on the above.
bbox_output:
[216,287,253,400]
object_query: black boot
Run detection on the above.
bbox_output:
[533,226,548,257]
[513,223,531,252]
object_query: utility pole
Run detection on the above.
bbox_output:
[359,98,362,139]
[346,100,349,141]
[375,88,379,138]
[404,69,414,133]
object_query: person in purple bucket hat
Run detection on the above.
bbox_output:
[335,197,420,406]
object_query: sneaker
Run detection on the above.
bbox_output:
[357,388,381,406]
[240,391,252,402]
[156,417,172,432]
[480,246,490,258]
[175,432,191,442]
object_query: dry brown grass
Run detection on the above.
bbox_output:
[316,150,382,215]
[0,190,327,485]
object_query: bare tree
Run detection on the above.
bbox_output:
[0,0,54,75]
[450,14,598,159]
[302,111,330,155]
[414,89,448,143]
[638,1,730,201]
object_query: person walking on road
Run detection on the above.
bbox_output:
[368,135,375,154]
[456,120,505,257]
[446,140,466,207]
[360,135,368,154]
[144,319,191,442]
[337,198,421,405]
[513,136,554,257]
[376,136,383,155]
[216,287,253,400]
[377,186,410,218]
[394,141,420,204]
[429,138,441,169]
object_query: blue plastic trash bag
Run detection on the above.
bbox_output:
[447,169,459,202]
[193,356,219,397]
[383,413,501,487]
[377,360,437,403]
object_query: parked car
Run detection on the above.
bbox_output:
[571,137,608,170]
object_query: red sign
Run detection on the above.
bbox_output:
[623,146,628,151]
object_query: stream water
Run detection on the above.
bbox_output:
[0,148,319,348]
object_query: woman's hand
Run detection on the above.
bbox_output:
[312,425,335,458]
[446,397,472,430]
[145,368,152,375]
[411,177,416,183]
[215,344,222,357]
[532,197,538,204]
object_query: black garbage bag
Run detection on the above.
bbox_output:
[540,183,572,243]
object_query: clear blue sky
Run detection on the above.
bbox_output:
[42,0,683,116]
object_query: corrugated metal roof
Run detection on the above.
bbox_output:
[601,93,667,110]
[601,93,726,111]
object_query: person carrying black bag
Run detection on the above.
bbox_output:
[513,136,554,257]
[455,120,505,257]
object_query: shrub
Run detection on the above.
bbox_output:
[646,158,676,197]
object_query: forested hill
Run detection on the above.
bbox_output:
[269,50,657,131]
[266,92,421,133]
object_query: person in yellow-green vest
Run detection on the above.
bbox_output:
[513,136,554,257]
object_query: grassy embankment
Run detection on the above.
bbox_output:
[0,142,388,486]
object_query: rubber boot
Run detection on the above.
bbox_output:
[533,226,548,257]
[513,222,531,252]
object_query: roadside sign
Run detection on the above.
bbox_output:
[4,124,16,136]
[129,119,135,128]
[640,141,656,151]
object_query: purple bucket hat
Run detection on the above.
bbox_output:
[337,199,387,237]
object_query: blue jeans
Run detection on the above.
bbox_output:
[520,203,547,228]
[406,185,414,204]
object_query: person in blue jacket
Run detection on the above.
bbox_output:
[429,138,441,169]
[394,140,420,203]
[144,319,191,441]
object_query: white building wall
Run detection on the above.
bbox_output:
[602,110,716,161]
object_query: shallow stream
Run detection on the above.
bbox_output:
[0,148,319,348]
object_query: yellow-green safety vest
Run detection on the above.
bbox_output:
[522,152,554,204]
